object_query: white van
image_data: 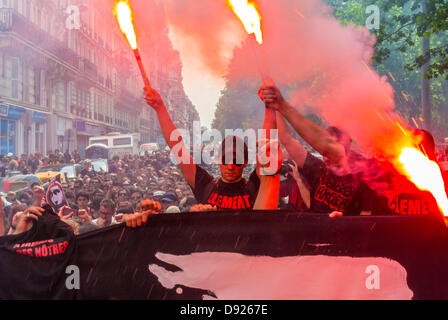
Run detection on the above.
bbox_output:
[89,133,140,157]
[139,143,160,155]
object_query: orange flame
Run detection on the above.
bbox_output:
[399,147,448,216]
[227,0,263,44]
[115,1,137,50]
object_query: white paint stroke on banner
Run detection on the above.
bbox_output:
[148,252,413,300]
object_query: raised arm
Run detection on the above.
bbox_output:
[288,161,311,209]
[144,87,196,188]
[276,112,308,168]
[253,175,279,210]
[253,83,281,210]
[253,140,282,210]
[259,85,346,166]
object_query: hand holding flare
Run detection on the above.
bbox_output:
[227,0,270,81]
[227,0,279,211]
[227,0,275,118]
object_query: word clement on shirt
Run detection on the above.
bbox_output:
[207,193,251,209]
[388,195,431,215]
[13,239,69,257]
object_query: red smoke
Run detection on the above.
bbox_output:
[156,0,412,161]
[106,0,448,211]
[106,0,408,161]
[160,0,248,77]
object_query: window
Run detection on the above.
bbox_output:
[113,137,131,146]
[57,135,64,151]
[34,123,44,154]
[0,54,7,97]
[0,119,16,155]
[90,139,109,146]
[70,83,77,107]
[11,57,19,99]
[34,68,40,105]
[23,65,32,103]
[29,1,34,23]
[55,81,66,110]
[0,0,10,8]
[15,0,23,14]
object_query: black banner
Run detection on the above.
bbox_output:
[2,211,448,300]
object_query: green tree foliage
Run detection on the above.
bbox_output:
[330,0,448,137]
[211,78,264,134]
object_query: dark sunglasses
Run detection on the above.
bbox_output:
[221,157,244,167]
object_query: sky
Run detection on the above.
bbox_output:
[168,28,224,129]
[167,23,243,129]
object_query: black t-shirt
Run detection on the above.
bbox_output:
[301,153,364,214]
[192,165,261,210]
[333,158,442,216]
[369,172,441,216]
[0,207,76,299]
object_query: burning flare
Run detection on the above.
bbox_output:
[115,1,137,49]
[399,147,448,216]
[114,1,152,91]
[227,0,263,44]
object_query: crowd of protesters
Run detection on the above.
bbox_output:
[0,149,82,176]
[0,149,224,236]
[2,82,448,238]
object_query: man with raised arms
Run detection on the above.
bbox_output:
[258,84,369,215]
[123,85,282,227]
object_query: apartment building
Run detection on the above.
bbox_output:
[0,0,199,157]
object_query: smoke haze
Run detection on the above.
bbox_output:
[156,0,414,161]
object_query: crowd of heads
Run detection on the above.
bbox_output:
[0,149,81,175]
[1,149,218,236]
